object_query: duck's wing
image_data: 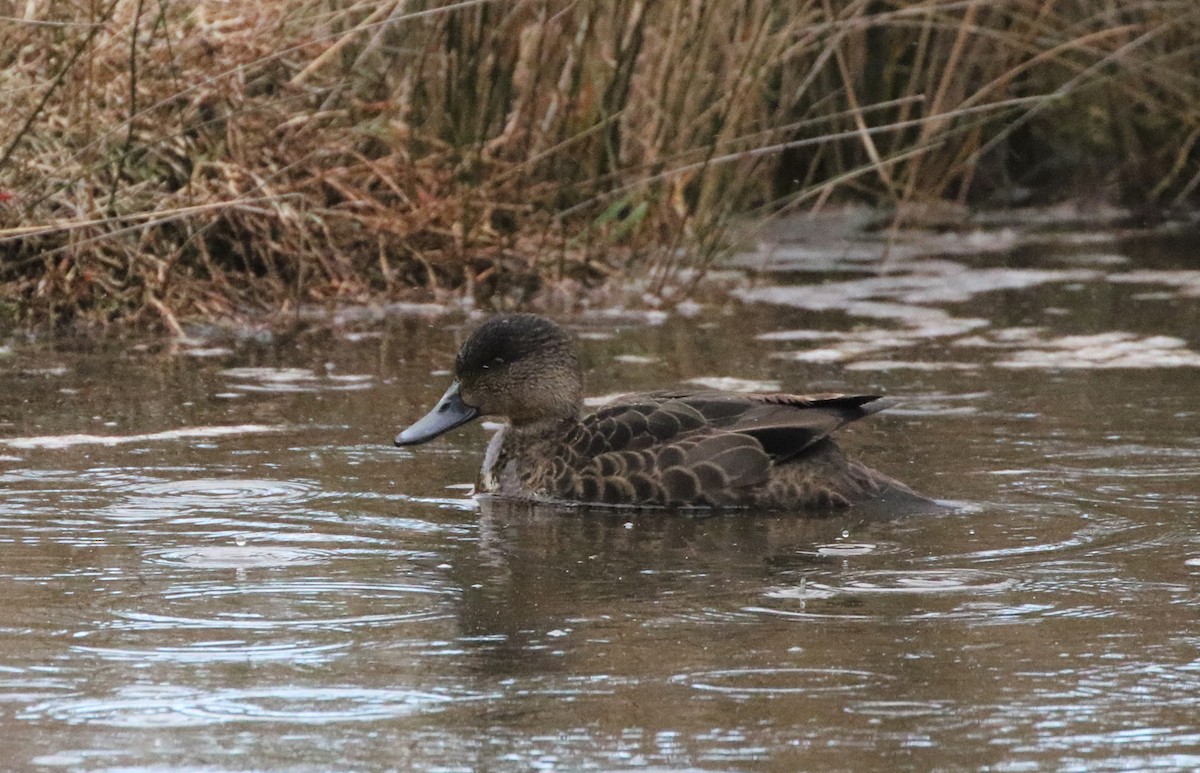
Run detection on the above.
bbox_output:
[661,391,884,462]
[564,391,883,505]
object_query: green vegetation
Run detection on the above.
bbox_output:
[1,0,1197,330]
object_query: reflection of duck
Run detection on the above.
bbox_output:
[395,314,931,511]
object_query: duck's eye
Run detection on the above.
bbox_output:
[481,357,504,371]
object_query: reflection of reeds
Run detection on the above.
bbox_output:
[0,1,1196,329]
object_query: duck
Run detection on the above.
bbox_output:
[394,313,931,511]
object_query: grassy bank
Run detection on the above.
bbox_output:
[1,0,1198,331]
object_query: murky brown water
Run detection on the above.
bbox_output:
[2,209,1199,770]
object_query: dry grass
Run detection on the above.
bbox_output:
[0,0,1197,331]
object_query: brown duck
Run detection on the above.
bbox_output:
[394,314,930,510]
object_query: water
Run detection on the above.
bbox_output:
[1,209,1199,770]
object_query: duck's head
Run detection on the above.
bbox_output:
[394,314,583,446]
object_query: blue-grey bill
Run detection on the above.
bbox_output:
[394,381,479,446]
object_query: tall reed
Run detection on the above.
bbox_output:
[0,0,1196,329]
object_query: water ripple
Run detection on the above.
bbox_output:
[749,568,1027,623]
[0,425,288,450]
[96,580,455,633]
[112,607,451,632]
[160,579,447,601]
[99,478,319,522]
[670,667,893,697]
[768,568,1016,599]
[844,699,950,718]
[137,478,317,503]
[71,640,348,665]
[808,542,879,557]
[22,685,480,727]
[145,545,336,569]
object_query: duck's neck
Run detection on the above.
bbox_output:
[505,414,583,464]
[478,414,581,496]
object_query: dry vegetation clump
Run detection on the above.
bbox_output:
[0,0,1197,331]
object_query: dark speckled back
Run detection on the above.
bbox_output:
[490,391,925,509]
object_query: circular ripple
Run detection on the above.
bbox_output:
[769,569,1015,599]
[813,542,878,557]
[100,479,319,522]
[137,478,316,503]
[751,568,1021,623]
[827,569,1016,595]
[72,640,347,665]
[146,545,334,569]
[671,667,892,697]
[111,580,453,631]
[24,686,477,727]
[844,700,949,718]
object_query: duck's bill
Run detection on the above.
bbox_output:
[394,381,480,446]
